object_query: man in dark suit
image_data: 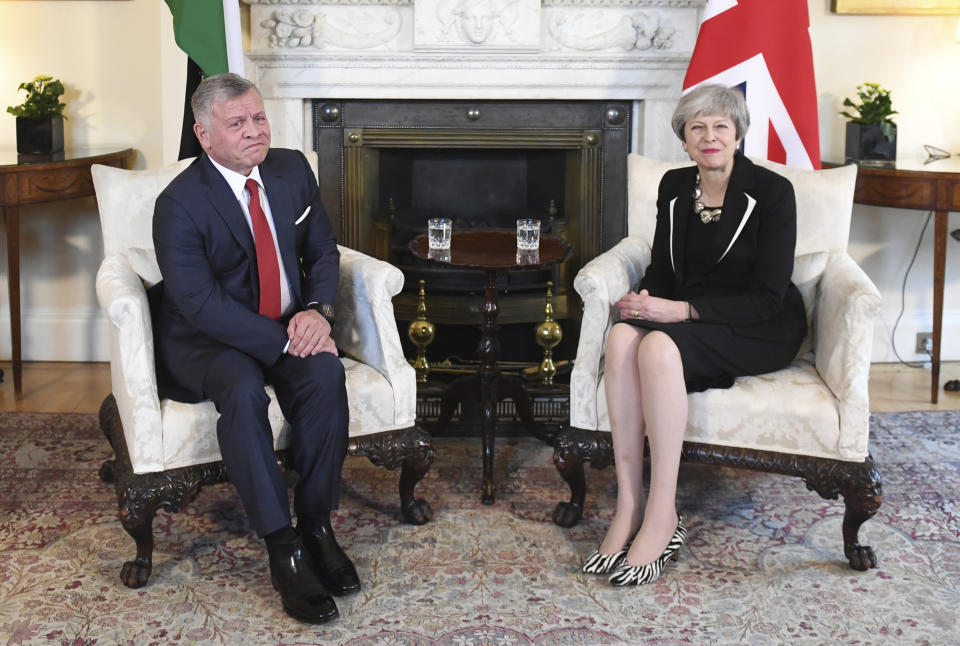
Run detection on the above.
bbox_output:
[152,73,357,624]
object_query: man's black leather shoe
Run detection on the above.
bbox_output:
[266,535,339,624]
[299,515,361,596]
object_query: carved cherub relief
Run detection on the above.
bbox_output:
[549,10,676,52]
[261,8,403,50]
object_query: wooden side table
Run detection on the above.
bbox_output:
[410,230,572,503]
[840,159,960,403]
[0,147,135,397]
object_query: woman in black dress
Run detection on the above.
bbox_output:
[582,84,807,586]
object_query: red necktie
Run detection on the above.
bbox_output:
[245,179,282,319]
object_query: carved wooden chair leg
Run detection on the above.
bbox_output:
[398,430,434,525]
[840,456,883,571]
[117,483,159,589]
[113,467,215,588]
[552,428,614,527]
[98,394,155,587]
[349,426,435,525]
[800,455,883,570]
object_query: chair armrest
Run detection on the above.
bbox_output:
[334,246,416,426]
[96,254,164,472]
[569,236,651,430]
[815,252,882,460]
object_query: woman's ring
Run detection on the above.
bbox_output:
[633,310,639,318]
[312,336,320,342]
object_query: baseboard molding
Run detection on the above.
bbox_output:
[872,309,960,363]
[0,306,110,362]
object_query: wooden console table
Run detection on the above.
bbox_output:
[0,147,135,397]
[841,159,960,404]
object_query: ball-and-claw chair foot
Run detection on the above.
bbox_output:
[401,498,433,525]
[551,428,614,527]
[120,557,153,589]
[99,458,116,484]
[552,501,584,528]
[845,543,878,571]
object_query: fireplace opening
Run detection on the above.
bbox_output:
[381,147,565,230]
[383,147,565,297]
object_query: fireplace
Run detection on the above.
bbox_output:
[312,99,630,363]
[242,0,699,425]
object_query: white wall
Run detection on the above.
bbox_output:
[0,0,957,363]
[810,3,960,362]
[0,0,185,361]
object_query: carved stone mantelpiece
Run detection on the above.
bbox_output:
[248,0,699,53]
[241,0,705,158]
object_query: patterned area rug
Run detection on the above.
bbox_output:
[0,411,957,645]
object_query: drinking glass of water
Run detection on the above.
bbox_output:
[428,217,452,250]
[516,219,541,250]
[516,248,539,265]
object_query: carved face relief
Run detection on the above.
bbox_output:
[458,0,495,44]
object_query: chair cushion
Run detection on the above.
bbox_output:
[752,158,857,256]
[128,247,163,287]
[595,359,850,461]
[626,155,689,246]
[153,358,402,471]
[91,159,194,274]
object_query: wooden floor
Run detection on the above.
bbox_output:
[1,360,959,415]
[0,362,112,414]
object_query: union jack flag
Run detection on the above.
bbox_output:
[683,0,821,170]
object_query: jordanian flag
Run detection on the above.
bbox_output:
[164,0,244,77]
[165,0,245,158]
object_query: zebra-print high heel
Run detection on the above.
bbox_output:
[608,514,687,586]
[580,530,638,575]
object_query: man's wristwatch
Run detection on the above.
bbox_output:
[309,302,335,326]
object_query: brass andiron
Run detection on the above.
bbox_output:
[408,280,435,383]
[536,281,562,385]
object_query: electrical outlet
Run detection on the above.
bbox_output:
[916,332,933,354]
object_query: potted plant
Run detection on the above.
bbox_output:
[840,82,897,166]
[6,75,66,155]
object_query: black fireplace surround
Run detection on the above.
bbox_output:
[312,99,630,364]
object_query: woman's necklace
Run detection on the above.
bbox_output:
[693,173,722,223]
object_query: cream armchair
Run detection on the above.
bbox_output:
[554,155,883,570]
[92,155,433,589]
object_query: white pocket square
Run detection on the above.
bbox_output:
[295,206,311,225]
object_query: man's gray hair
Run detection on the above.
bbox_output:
[671,84,750,142]
[191,73,260,126]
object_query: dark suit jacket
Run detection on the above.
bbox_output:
[152,148,339,399]
[640,153,806,345]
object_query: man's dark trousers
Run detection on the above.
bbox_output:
[203,347,348,536]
